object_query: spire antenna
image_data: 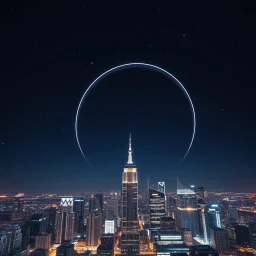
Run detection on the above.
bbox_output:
[127,133,133,164]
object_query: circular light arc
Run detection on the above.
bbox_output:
[75,63,196,166]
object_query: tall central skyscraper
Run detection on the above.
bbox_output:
[121,134,140,255]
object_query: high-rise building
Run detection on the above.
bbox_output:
[190,245,219,256]
[158,182,165,193]
[12,193,24,218]
[195,186,205,202]
[73,199,85,237]
[27,215,47,245]
[210,228,230,253]
[97,234,114,256]
[4,224,22,254]
[120,134,140,255]
[202,204,222,243]
[0,231,7,256]
[95,193,104,214]
[176,178,199,236]
[56,240,75,256]
[55,198,75,244]
[180,228,193,246]
[105,219,115,234]
[44,207,56,244]
[106,198,119,221]
[228,206,239,224]
[235,225,251,248]
[155,231,189,256]
[86,197,102,246]
[160,217,176,231]
[149,188,166,233]
[35,233,51,251]
[249,221,256,256]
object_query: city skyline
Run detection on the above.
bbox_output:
[1,2,255,193]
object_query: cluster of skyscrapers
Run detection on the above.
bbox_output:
[0,135,256,256]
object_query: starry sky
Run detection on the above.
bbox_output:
[1,2,255,194]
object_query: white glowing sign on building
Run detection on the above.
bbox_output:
[61,197,73,207]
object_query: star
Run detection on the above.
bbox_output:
[1,142,4,145]
[90,61,94,65]
[221,109,224,111]
[183,34,186,37]
[39,113,43,116]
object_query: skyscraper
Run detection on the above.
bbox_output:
[55,198,75,244]
[120,134,140,255]
[95,193,104,214]
[176,178,199,236]
[106,198,119,221]
[235,225,251,248]
[249,221,256,255]
[202,204,222,243]
[210,228,230,253]
[73,199,85,237]
[56,240,75,256]
[35,233,51,252]
[43,207,56,244]
[149,188,166,233]
[86,197,102,246]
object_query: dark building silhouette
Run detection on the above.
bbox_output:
[190,245,219,256]
[235,225,251,248]
[73,199,85,237]
[97,234,114,256]
[44,207,56,244]
[160,217,175,231]
[249,221,256,256]
[56,240,75,256]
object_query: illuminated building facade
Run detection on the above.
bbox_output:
[4,224,22,254]
[86,196,102,246]
[155,231,189,256]
[120,134,140,255]
[55,198,75,244]
[35,233,51,251]
[105,219,115,234]
[202,204,222,243]
[176,179,199,236]
[149,188,166,233]
[0,231,7,256]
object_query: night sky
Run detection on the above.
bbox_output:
[1,2,255,193]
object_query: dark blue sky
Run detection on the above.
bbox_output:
[1,2,255,193]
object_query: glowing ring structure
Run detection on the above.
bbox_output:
[75,63,196,166]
